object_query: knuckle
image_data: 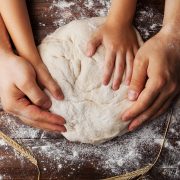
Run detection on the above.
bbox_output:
[106,59,114,68]
[118,63,125,72]
[20,78,32,90]
[34,97,46,106]
[108,44,117,52]
[155,77,166,89]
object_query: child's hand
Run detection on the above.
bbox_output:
[122,27,180,131]
[0,52,66,132]
[86,22,139,90]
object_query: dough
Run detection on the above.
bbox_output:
[39,17,143,144]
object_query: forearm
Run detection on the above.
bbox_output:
[0,0,40,64]
[106,0,137,28]
[163,0,180,32]
[0,15,12,54]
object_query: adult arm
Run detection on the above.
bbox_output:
[122,0,180,131]
[0,15,66,132]
[0,0,64,101]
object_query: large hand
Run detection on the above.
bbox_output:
[0,52,66,132]
[86,22,139,90]
[122,28,180,131]
[33,61,64,101]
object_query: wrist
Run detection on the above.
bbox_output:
[160,24,180,39]
[105,17,132,30]
[18,49,43,67]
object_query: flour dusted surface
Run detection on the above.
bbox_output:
[39,17,143,144]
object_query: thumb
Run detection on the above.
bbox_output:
[18,79,51,109]
[86,33,102,57]
[128,56,148,101]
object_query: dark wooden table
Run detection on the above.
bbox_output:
[0,0,180,179]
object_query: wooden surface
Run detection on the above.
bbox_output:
[0,0,180,180]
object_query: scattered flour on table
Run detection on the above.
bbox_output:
[50,0,110,27]
[0,1,178,178]
[0,112,167,176]
[135,6,163,40]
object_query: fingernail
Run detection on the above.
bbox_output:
[61,127,67,132]
[61,119,66,124]
[103,79,108,86]
[128,90,138,101]
[43,101,51,109]
[57,94,64,100]
[112,84,119,91]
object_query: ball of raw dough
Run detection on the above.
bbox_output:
[39,17,143,144]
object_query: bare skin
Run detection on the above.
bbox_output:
[0,52,66,132]
[0,13,66,132]
[86,0,138,90]
[0,0,180,133]
[122,0,180,131]
[0,0,64,103]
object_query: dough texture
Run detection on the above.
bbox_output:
[39,17,143,144]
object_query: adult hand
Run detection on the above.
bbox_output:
[86,22,139,90]
[0,52,66,132]
[33,61,64,100]
[122,27,180,131]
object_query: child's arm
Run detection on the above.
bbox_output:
[122,0,180,131]
[0,15,11,54]
[0,15,66,132]
[87,0,138,90]
[0,0,64,100]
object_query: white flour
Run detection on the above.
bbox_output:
[0,111,168,178]
[0,0,179,179]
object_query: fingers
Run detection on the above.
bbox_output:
[86,33,102,57]
[15,97,66,132]
[102,50,116,85]
[2,85,66,132]
[124,50,134,86]
[38,65,64,100]
[112,52,125,90]
[153,95,176,119]
[20,117,66,132]
[122,77,163,121]
[128,55,148,101]
[128,89,173,131]
[44,75,64,100]
[127,84,178,131]
[18,79,51,109]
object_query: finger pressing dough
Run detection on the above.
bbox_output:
[39,17,143,144]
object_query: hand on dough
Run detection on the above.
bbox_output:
[86,22,139,90]
[0,52,66,132]
[33,61,64,100]
[122,28,180,131]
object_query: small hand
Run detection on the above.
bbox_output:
[86,22,139,90]
[0,52,66,132]
[122,27,180,131]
